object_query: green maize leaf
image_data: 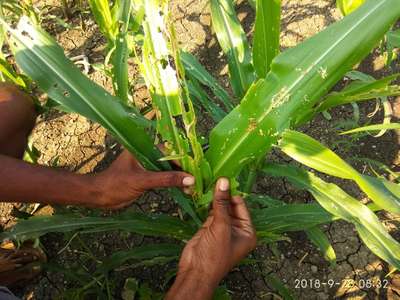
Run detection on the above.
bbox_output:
[210,0,255,98]
[354,157,400,181]
[251,198,381,234]
[187,77,227,122]
[88,0,117,40]
[246,194,285,208]
[279,130,356,179]
[251,204,336,233]
[279,130,400,213]
[170,20,209,196]
[264,274,295,300]
[90,0,132,103]
[1,0,38,24]
[356,224,399,271]
[361,175,400,201]
[112,32,130,103]
[130,0,145,33]
[264,164,400,268]
[341,123,400,134]
[213,286,232,300]
[373,96,392,138]
[0,212,196,243]
[306,226,337,266]
[247,0,256,9]
[0,58,26,87]
[315,73,400,113]
[141,0,207,196]
[300,74,400,126]
[181,51,234,111]
[3,17,162,170]
[256,231,288,244]
[169,188,202,227]
[351,101,360,123]
[311,72,395,134]
[1,0,22,17]
[111,0,131,25]
[387,29,400,65]
[253,0,281,78]
[206,0,400,180]
[141,0,189,165]
[0,17,4,60]
[122,255,178,268]
[158,154,186,161]
[111,0,132,103]
[387,29,400,50]
[337,0,366,15]
[98,244,182,273]
[263,163,400,270]
[252,172,336,265]
[121,278,139,300]
[346,70,375,82]
[137,283,163,300]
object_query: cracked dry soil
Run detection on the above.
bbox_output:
[1,0,400,299]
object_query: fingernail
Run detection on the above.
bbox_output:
[218,178,230,191]
[182,176,195,186]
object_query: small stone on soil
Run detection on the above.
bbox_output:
[311,265,318,273]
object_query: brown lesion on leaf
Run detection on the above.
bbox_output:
[247,118,258,133]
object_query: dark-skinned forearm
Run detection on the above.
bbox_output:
[165,272,217,300]
[0,154,102,206]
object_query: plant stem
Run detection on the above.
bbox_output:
[243,157,265,194]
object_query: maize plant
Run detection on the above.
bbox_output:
[1,0,400,295]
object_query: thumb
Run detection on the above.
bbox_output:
[142,171,195,189]
[212,177,231,222]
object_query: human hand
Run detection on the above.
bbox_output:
[166,178,257,300]
[93,150,195,209]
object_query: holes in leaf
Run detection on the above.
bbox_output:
[63,90,70,97]
[21,30,33,41]
[168,55,176,68]
[160,58,168,69]
[174,115,185,128]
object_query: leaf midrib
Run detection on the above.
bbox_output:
[215,0,248,94]
[8,17,157,169]
[212,0,386,176]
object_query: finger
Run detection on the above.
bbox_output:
[231,196,252,221]
[12,253,38,264]
[143,171,195,189]
[212,177,231,222]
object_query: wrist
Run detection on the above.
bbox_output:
[86,173,111,207]
[178,269,220,288]
[166,269,220,300]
